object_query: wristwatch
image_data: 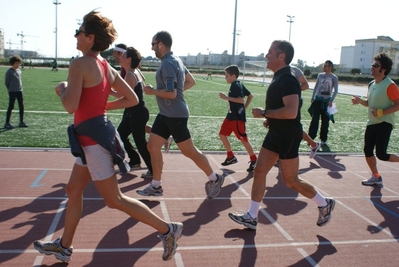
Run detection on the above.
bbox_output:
[261,110,266,117]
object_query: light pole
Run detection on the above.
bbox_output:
[287,15,294,41]
[53,0,61,60]
[231,0,238,64]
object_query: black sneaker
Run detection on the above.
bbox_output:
[4,123,14,129]
[247,160,256,172]
[221,156,238,166]
[19,121,29,127]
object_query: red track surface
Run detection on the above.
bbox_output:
[0,149,398,267]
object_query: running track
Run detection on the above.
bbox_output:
[0,148,398,266]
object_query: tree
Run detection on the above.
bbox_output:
[304,69,312,77]
[296,59,305,69]
[351,68,361,75]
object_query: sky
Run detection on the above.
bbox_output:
[1,0,399,66]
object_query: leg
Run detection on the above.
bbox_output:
[147,132,165,182]
[118,112,140,165]
[303,131,316,147]
[241,139,256,158]
[279,157,317,199]
[219,134,232,152]
[251,147,278,202]
[61,163,92,247]
[15,92,25,123]
[130,112,152,172]
[308,102,321,140]
[177,138,213,176]
[94,174,169,233]
[320,109,330,143]
[5,92,16,124]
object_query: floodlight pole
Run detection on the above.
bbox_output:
[53,0,61,60]
[287,15,294,41]
[231,0,238,64]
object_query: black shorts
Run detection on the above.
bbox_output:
[262,132,301,159]
[151,114,191,143]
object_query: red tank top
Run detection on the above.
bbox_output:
[74,56,111,146]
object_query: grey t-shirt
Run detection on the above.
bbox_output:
[5,68,23,92]
[155,52,189,118]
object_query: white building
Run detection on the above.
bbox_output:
[340,36,399,75]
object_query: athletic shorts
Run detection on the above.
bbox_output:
[75,144,115,181]
[219,118,248,142]
[151,114,191,143]
[262,133,301,159]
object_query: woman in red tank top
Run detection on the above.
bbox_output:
[33,10,183,263]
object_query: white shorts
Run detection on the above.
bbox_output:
[75,144,115,181]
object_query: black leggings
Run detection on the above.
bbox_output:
[363,122,392,161]
[118,106,152,171]
[6,91,24,123]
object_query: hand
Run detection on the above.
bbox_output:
[252,107,264,118]
[144,84,153,95]
[351,96,361,105]
[219,92,227,100]
[55,81,67,97]
[371,107,378,117]
[263,119,269,128]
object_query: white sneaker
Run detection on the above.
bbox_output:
[309,142,321,158]
[163,136,173,153]
[362,175,383,186]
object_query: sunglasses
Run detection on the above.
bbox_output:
[371,63,381,68]
[75,29,86,37]
[151,41,159,46]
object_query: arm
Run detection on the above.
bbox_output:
[107,67,139,110]
[144,84,177,99]
[265,94,299,119]
[298,75,309,91]
[244,94,253,109]
[370,83,399,117]
[218,92,244,104]
[184,71,196,91]
[5,70,11,89]
[329,75,339,105]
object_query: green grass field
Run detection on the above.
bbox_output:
[0,66,398,153]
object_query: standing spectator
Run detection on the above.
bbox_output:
[308,60,338,146]
[137,31,224,198]
[33,11,182,263]
[4,55,28,129]
[351,53,399,186]
[228,40,335,230]
[218,64,257,172]
[111,43,142,170]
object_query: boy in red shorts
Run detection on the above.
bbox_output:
[219,65,257,171]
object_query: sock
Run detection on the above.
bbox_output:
[250,154,257,161]
[312,192,328,207]
[208,172,217,181]
[373,173,381,178]
[151,180,161,188]
[227,151,234,158]
[163,224,171,236]
[248,200,260,219]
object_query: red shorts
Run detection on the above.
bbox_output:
[219,118,248,142]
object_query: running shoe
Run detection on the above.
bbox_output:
[33,237,73,262]
[158,222,183,261]
[141,170,153,179]
[221,156,238,166]
[163,136,173,153]
[309,142,321,158]
[362,175,383,186]
[205,174,225,199]
[317,198,335,227]
[228,211,258,230]
[137,184,163,196]
[247,160,256,172]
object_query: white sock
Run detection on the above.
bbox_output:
[151,180,161,188]
[312,192,327,207]
[248,200,260,219]
[208,172,217,181]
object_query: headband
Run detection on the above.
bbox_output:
[114,47,126,53]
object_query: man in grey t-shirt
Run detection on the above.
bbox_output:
[137,31,224,199]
